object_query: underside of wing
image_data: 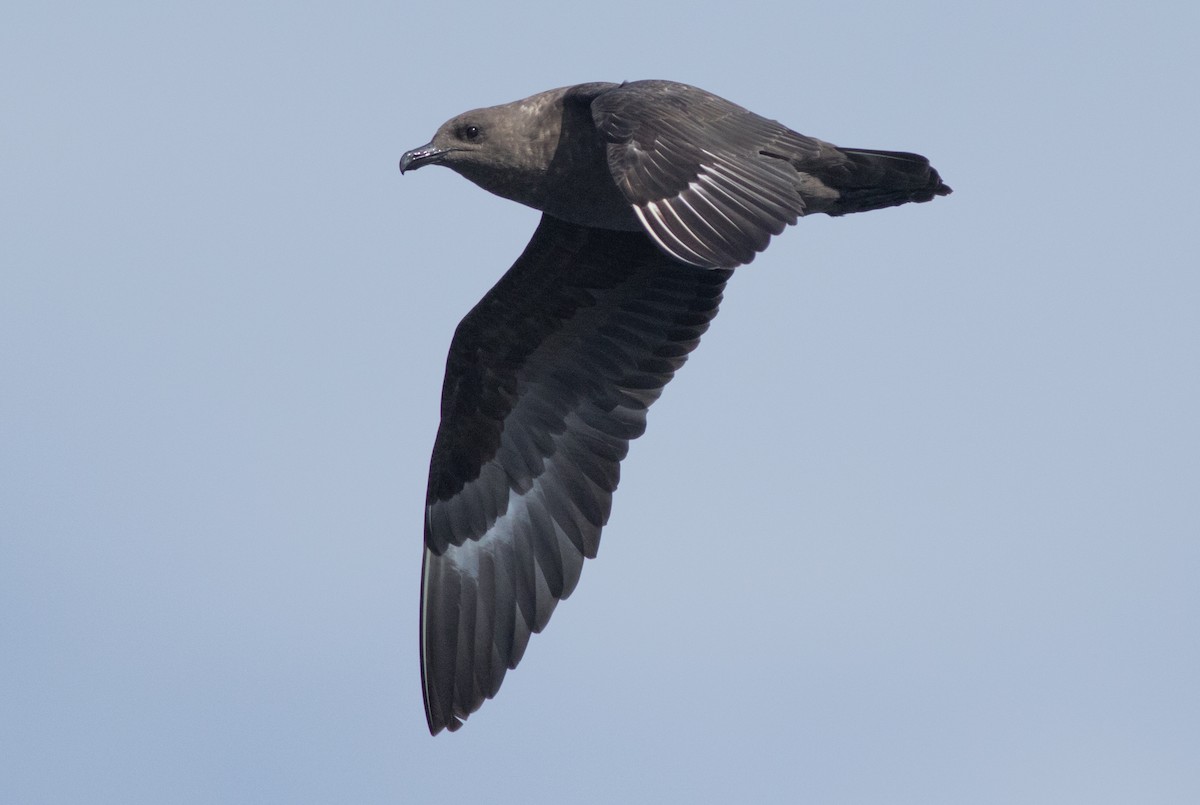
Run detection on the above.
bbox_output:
[421,214,731,734]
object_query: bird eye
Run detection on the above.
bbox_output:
[462,125,480,140]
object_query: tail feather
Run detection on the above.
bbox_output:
[819,148,951,216]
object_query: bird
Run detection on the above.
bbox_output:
[400,79,951,734]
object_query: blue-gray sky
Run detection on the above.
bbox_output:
[2,2,1197,803]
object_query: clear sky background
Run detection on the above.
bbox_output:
[2,2,1197,803]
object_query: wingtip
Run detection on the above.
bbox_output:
[425,712,464,736]
[422,691,468,739]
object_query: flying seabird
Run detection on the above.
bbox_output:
[400,79,951,734]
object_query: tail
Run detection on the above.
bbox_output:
[818,148,951,216]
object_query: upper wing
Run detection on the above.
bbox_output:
[591,80,820,269]
[421,213,731,734]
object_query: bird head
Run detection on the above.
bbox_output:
[399,89,582,213]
